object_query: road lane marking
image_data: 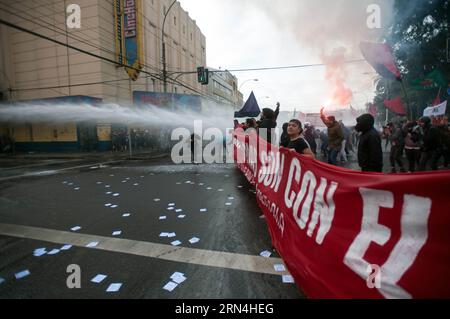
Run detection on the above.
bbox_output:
[0,161,122,182]
[0,223,287,276]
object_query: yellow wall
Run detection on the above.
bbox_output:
[12,125,31,142]
[97,124,111,142]
[30,123,78,142]
[8,123,78,142]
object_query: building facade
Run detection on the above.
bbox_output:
[206,68,243,108]
[0,0,207,102]
[0,0,207,151]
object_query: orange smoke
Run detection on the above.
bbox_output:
[321,48,353,108]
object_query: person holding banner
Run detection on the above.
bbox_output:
[286,119,315,159]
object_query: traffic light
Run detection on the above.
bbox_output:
[197,67,209,85]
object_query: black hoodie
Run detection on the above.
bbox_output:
[356,114,383,172]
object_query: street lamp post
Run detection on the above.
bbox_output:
[162,0,178,93]
[239,79,258,91]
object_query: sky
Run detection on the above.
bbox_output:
[178,0,395,113]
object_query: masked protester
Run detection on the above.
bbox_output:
[356,114,383,172]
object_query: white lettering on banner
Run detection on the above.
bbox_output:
[344,188,432,299]
[308,178,338,244]
[285,158,301,208]
[284,158,338,245]
[258,150,285,193]
[257,189,285,236]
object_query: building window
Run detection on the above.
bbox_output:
[151,79,156,91]
[183,25,185,35]
[174,16,177,25]
[190,33,193,41]
[174,87,177,93]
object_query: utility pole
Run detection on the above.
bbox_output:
[162,0,178,93]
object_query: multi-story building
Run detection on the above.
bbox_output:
[207,68,243,108]
[0,0,206,102]
[0,0,207,151]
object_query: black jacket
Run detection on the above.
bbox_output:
[422,125,440,152]
[258,119,277,144]
[356,114,383,172]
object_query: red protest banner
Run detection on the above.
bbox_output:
[234,130,450,298]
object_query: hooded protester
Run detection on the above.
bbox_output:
[418,116,440,171]
[258,107,277,144]
[320,108,344,165]
[356,114,383,172]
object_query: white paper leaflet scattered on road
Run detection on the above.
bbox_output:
[133,183,139,186]
[122,213,131,217]
[167,207,174,211]
[178,215,186,219]
[199,183,204,186]
[154,198,161,202]
[60,245,72,251]
[259,215,266,219]
[171,240,182,246]
[225,202,232,206]
[71,226,82,231]
[159,232,169,237]
[110,205,118,209]
[112,231,122,236]
[113,193,120,197]
[86,241,99,248]
[15,270,30,279]
[170,272,187,284]
[33,248,47,256]
[106,283,122,292]
[228,197,234,200]
[260,250,272,258]
[106,192,112,195]
[274,264,286,272]
[74,187,80,191]
[105,203,112,207]
[91,274,107,283]
[206,187,212,190]
[237,186,243,188]
[159,216,167,220]
[175,209,182,213]
[163,281,178,292]
[168,203,175,207]
[189,237,200,244]
[199,208,207,212]
[282,275,295,283]
[167,232,176,238]
[105,185,111,188]
[218,189,223,192]
[47,249,60,255]
[96,182,102,184]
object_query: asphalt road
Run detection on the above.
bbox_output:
[0,157,303,299]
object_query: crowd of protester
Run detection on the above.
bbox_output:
[234,104,450,174]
